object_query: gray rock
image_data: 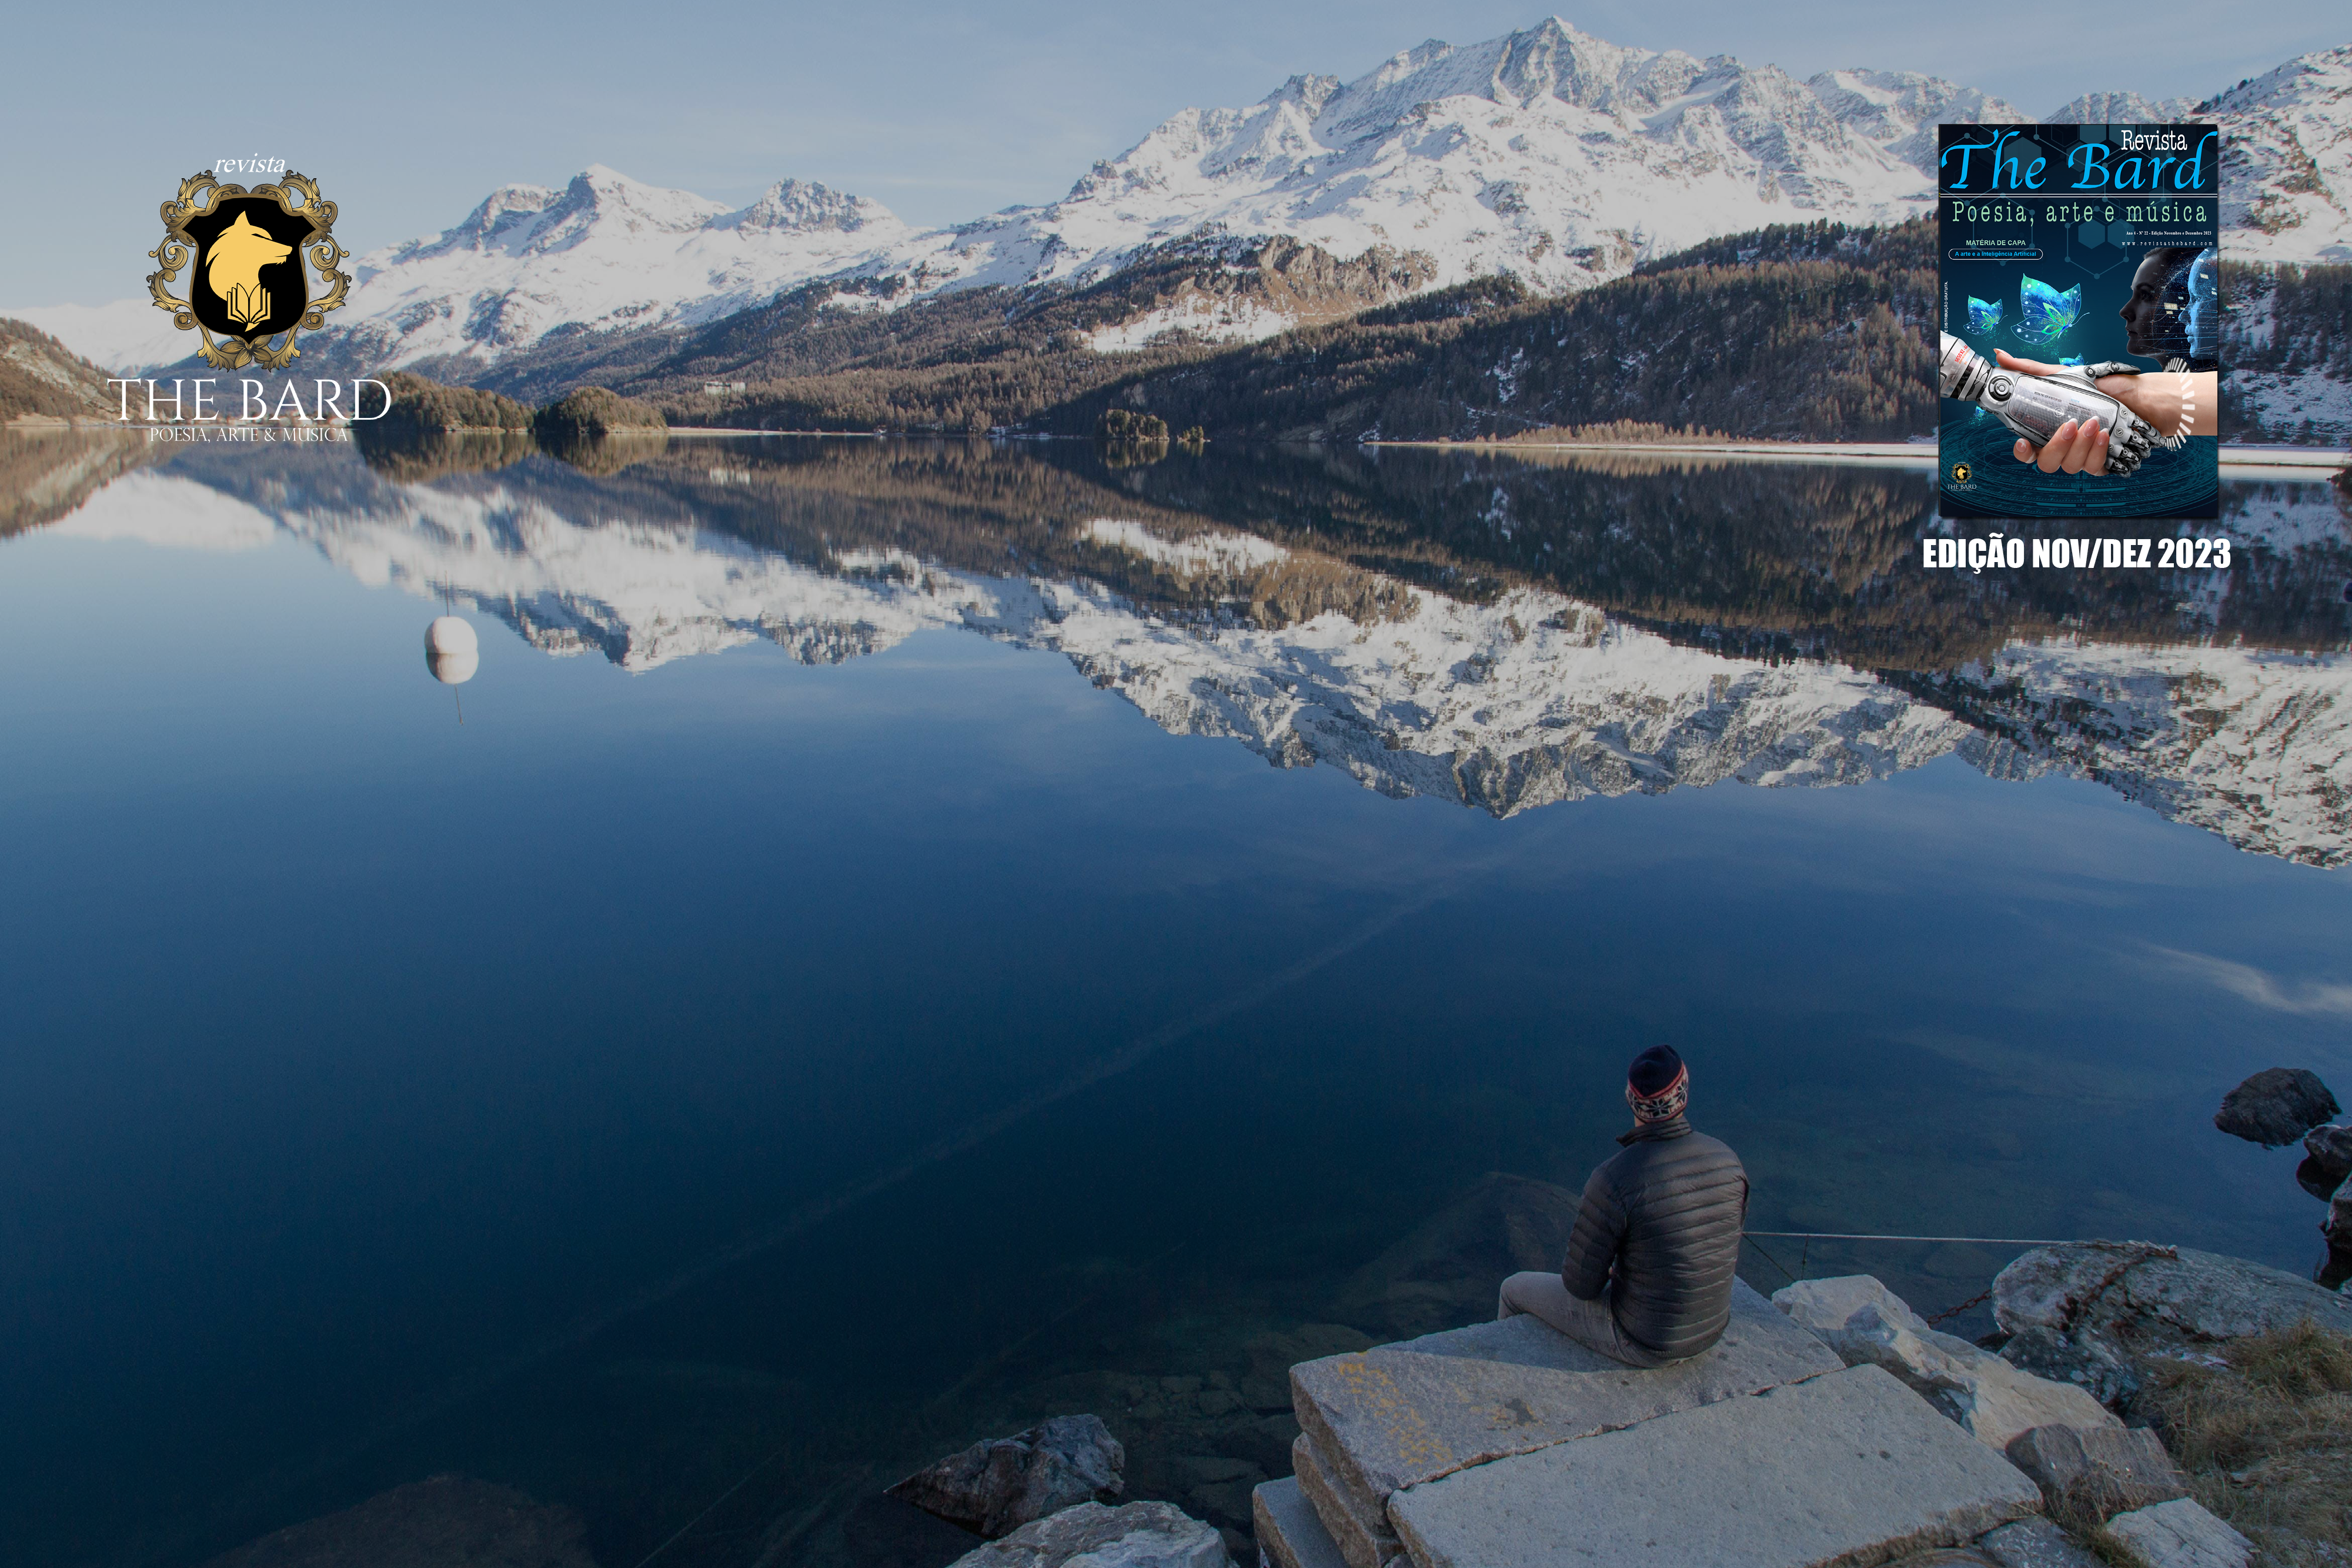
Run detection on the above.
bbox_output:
[2214,1068,2339,1148]
[2001,1424,2185,1524]
[947,1501,1230,1568]
[1976,1516,2106,1568]
[891,1415,1125,1539]
[1251,1478,1346,1568]
[1773,1276,2117,1447]
[1288,1277,1840,1522]
[2295,1124,2352,1200]
[1385,1363,2041,1568]
[2100,1499,2251,1568]
[1288,1435,1400,1568]
[1997,1325,2146,1410]
[1992,1243,2352,1407]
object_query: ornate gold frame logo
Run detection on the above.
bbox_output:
[146,170,350,370]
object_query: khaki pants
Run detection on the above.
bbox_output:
[1496,1271,1676,1369]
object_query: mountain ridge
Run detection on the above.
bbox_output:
[16,20,2346,377]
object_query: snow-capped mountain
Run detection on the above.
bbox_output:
[324,166,910,372]
[2040,92,2199,125]
[42,456,2352,864]
[4,168,911,377]
[865,19,1932,316]
[2209,44,2352,263]
[13,21,2348,375]
[1806,71,2026,174]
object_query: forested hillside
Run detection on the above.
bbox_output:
[328,220,2345,446]
[1,319,115,423]
[567,218,1938,442]
[2219,262,2352,441]
[1071,223,1936,442]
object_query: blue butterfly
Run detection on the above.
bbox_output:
[2014,276,2081,346]
[1967,296,2003,335]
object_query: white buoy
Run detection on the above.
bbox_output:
[425,616,479,685]
[426,616,477,657]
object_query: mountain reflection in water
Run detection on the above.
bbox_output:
[34,432,2350,865]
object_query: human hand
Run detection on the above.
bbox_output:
[1993,351,2124,474]
[1994,352,2217,449]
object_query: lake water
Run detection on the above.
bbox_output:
[3,431,2348,1567]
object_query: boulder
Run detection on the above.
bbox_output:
[2213,1068,2338,1148]
[1976,1516,2106,1568]
[2294,1124,2352,1200]
[1772,1275,2116,1447]
[2099,1499,2251,1568]
[2000,1424,2186,1526]
[1992,1243,2352,1407]
[946,1501,1230,1568]
[890,1415,1125,1539]
[200,1475,594,1567]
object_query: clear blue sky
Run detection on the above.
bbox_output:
[6,0,2343,306]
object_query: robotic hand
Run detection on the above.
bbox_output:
[1938,333,2170,477]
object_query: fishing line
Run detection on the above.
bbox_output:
[1742,1231,2074,1246]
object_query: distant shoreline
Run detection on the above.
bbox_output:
[1369,438,2351,473]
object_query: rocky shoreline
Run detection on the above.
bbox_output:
[200,1072,2352,1568]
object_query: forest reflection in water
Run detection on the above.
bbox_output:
[24,425,2347,865]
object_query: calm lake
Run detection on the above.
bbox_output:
[2,431,2348,1567]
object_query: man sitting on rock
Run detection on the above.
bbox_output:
[1497,1045,1749,1367]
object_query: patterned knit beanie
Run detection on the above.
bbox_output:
[1626,1045,1689,1121]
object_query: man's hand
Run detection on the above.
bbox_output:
[1993,352,2219,472]
[1994,350,2115,475]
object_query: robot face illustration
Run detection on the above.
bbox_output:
[2121,246,2217,366]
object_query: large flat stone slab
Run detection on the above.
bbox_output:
[1386,1363,2042,1568]
[1289,1279,1842,1518]
[1254,1477,1347,1568]
[1292,1434,1403,1568]
[2101,1500,2250,1568]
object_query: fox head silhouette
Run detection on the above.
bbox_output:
[206,212,293,320]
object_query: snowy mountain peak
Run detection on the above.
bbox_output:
[542,165,730,238]
[1319,17,1697,133]
[445,183,562,248]
[1807,70,2028,174]
[1265,73,1342,118]
[2040,92,2197,123]
[2206,44,2352,262]
[319,165,911,376]
[719,179,893,235]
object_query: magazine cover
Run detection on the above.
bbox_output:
[1937,122,2220,519]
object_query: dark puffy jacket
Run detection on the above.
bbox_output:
[1559,1115,1748,1361]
